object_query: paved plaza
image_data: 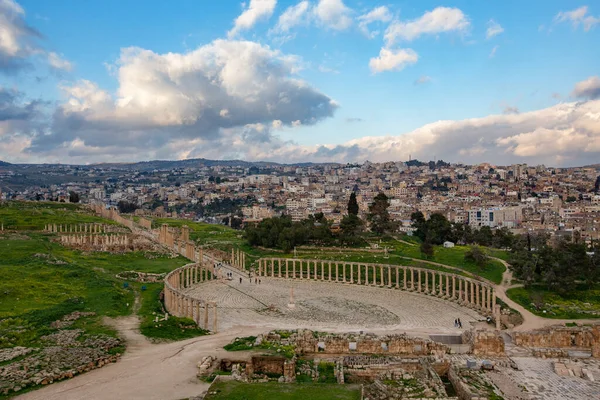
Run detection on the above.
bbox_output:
[182,276,482,333]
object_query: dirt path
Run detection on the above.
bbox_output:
[491,257,599,331]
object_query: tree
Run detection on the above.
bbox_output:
[117,200,138,214]
[367,192,395,235]
[465,246,489,269]
[411,211,427,241]
[347,192,359,216]
[69,191,80,203]
[566,195,577,203]
[595,175,600,193]
[420,240,434,259]
[340,214,364,245]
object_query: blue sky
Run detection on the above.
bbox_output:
[1,0,599,166]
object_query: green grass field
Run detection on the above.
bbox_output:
[0,201,117,230]
[506,285,600,319]
[204,381,361,400]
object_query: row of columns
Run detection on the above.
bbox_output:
[45,223,107,234]
[230,248,246,270]
[60,234,130,247]
[256,258,497,313]
[164,263,218,331]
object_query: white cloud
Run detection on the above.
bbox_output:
[369,47,418,74]
[228,0,277,38]
[313,0,353,31]
[554,6,600,31]
[28,39,338,155]
[273,1,309,33]
[489,45,498,58]
[358,6,392,38]
[0,0,73,74]
[384,7,469,45]
[47,51,72,71]
[486,19,504,39]
[571,75,600,99]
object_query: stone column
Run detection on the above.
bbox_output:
[357,264,361,285]
[279,259,282,278]
[380,266,384,286]
[286,259,289,279]
[403,268,407,290]
[335,263,339,282]
[425,271,429,293]
[350,263,354,283]
[410,268,414,290]
[293,260,297,279]
[492,289,496,311]
[271,259,275,278]
[204,303,209,329]
[417,270,421,292]
[452,276,456,299]
[475,283,480,308]
[313,260,317,280]
[342,263,347,283]
[396,267,400,288]
[213,303,218,333]
[318,261,322,281]
[470,281,475,305]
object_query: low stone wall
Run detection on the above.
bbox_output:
[287,330,449,357]
[257,257,497,318]
[511,325,600,358]
[462,330,505,357]
[163,262,219,331]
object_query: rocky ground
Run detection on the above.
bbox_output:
[0,313,122,396]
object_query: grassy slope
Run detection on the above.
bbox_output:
[0,202,195,350]
[204,381,361,400]
[0,201,117,230]
[506,285,600,319]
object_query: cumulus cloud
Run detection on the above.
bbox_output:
[571,76,600,100]
[28,39,338,155]
[46,51,72,71]
[0,0,74,74]
[0,0,42,73]
[384,7,469,45]
[486,19,504,39]
[228,0,277,38]
[313,0,353,31]
[272,1,310,33]
[369,47,418,74]
[263,100,600,167]
[554,6,599,31]
[358,6,392,38]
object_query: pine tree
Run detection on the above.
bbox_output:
[347,192,359,216]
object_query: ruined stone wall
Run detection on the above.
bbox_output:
[292,330,448,356]
[463,330,505,357]
[138,217,152,230]
[247,356,285,376]
[512,326,600,351]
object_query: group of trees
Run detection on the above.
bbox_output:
[410,211,515,248]
[245,191,402,251]
[509,233,600,294]
[245,213,335,252]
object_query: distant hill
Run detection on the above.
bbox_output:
[89,158,337,171]
[0,160,11,166]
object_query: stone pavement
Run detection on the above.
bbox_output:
[182,276,482,333]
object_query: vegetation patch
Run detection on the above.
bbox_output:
[507,286,600,319]
[204,381,361,400]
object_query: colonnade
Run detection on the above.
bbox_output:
[231,248,246,271]
[164,263,219,331]
[59,234,130,247]
[45,223,109,233]
[257,258,497,315]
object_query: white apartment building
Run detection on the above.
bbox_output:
[468,207,523,228]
